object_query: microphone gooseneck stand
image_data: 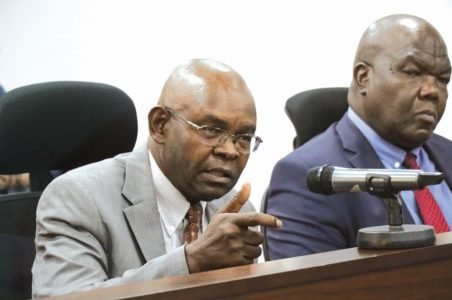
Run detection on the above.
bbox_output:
[356,175,435,249]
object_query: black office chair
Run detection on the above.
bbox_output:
[261,87,349,261]
[285,87,349,149]
[260,188,271,261]
[0,81,138,300]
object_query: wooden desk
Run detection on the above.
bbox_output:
[49,232,452,300]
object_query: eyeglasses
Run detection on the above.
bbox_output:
[164,107,262,153]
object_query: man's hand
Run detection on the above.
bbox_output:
[217,182,252,214]
[185,182,282,273]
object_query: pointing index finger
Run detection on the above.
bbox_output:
[233,212,283,228]
[218,182,251,213]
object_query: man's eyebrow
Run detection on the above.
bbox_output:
[401,53,451,70]
[202,114,228,127]
[202,114,256,132]
[440,66,452,74]
[236,124,257,133]
[399,54,425,66]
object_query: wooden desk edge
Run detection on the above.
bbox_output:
[46,232,452,300]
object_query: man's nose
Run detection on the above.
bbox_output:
[214,135,240,158]
[419,75,440,101]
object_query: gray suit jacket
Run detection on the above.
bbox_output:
[32,143,254,298]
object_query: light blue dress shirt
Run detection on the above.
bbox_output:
[348,108,452,227]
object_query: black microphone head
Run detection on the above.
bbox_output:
[306,165,335,195]
[418,172,445,188]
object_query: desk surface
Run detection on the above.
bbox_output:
[49,232,452,300]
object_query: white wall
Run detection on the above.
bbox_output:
[1,0,451,211]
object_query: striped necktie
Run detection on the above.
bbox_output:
[403,152,449,233]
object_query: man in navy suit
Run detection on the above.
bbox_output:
[265,14,452,259]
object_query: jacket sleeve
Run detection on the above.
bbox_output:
[265,155,349,259]
[32,176,189,298]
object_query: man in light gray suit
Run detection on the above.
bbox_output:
[32,59,281,298]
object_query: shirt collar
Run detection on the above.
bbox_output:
[347,107,421,169]
[149,150,206,236]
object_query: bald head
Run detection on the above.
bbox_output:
[348,14,451,150]
[158,58,253,111]
[148,59,257,202]
[353,14,448,67]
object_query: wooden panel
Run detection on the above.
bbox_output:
[48,232,452,300]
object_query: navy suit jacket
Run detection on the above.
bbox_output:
[266,114,452,260]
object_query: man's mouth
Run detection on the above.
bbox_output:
[416,110,436,124]
[202,168,233,183]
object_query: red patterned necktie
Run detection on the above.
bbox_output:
[182,203,203,245]
[403,152,449,233]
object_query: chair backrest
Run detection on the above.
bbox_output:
[0,81,138,190]
[285,87,349,148]
[0,192,41,299]
[260,188,270,261]
[261,87,349,261]
[0,81,138,299]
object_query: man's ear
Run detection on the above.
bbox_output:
[148,106,170,144]
[353,62,371,95]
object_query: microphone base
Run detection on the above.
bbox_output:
[357,224,435,250]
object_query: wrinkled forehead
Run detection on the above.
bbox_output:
[390,46,451,71]
[378,21,450,66]
[187,83,256,118]
[159,60,256,124]
[181,74,254,110]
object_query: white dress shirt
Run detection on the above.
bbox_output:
[149,151,207,252]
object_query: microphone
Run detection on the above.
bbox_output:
[306,165,445,195]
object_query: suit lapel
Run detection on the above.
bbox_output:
[122,143,166,262]
[336,115,414,223]
[336,115,384,169]
[205,201,221,222]
[204,189,236,221]
[425,135,452,190]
